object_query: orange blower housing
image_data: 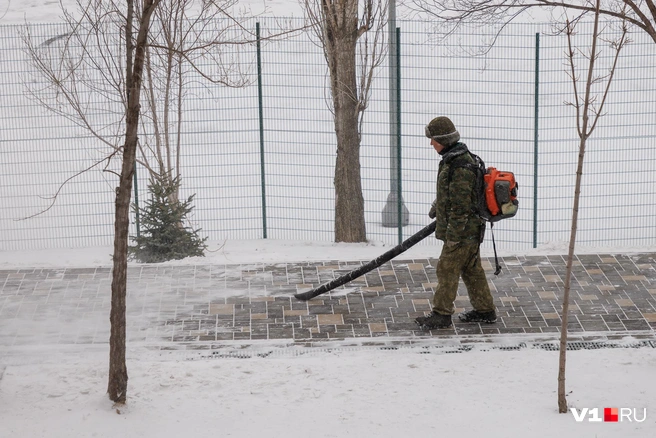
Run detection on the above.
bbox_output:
[484,168,518,220]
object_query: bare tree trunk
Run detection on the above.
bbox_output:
[332,34,366,242]
[144,45,166,177]
[108,0,160,404]
[557,136,586,412]
[557,0,627,412]
[303,0,386,243]
[320,0,368,243]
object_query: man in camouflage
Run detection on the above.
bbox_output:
[415,116,497,330]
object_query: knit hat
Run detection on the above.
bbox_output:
[425,116,460,147]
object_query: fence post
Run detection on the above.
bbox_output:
[533,32,540,248]
[256,22,267,239]
[395,27,403,245]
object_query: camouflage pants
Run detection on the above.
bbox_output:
[432,241,495,315]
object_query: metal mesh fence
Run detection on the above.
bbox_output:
[1,18,655,252]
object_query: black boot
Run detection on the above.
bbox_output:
[415,311,452,330]
[458,309,497,323]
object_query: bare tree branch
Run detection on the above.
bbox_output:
[17,151,121,220]
[22,0,293,217]
[405,0,656,43]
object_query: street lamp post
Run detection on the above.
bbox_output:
[382,0,409,229]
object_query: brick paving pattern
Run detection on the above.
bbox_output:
[1,253,655,348]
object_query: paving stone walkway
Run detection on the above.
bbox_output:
[1,253,655,350]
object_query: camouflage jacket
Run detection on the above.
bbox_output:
[432,143,484,243]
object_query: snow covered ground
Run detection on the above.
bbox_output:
[1,2,655,438]
[1,343,654,438]
[0,240,655,438]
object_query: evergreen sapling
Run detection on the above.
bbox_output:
[129,176,207,263]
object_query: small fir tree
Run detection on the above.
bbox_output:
[129,175,207,263]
